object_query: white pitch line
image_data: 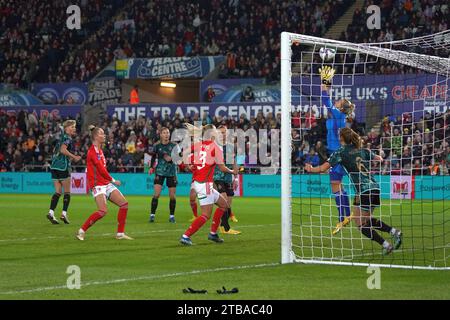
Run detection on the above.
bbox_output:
[0,223,279,243]
[0,262,280,295]
[292,245,449,261]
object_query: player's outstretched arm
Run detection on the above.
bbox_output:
[319,66,336,109]
[218,163,234,175]
[305,162,331,173]
[319,66,335,86]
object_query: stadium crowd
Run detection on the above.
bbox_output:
[344,0,448,44]
[340,0,449,74]
[1,107,449,175]
[0,107,281,173]
[0,0,125,88]
[2,0,448,88]
[1,0,354,88]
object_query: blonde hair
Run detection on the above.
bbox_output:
[88,125,102,139]
[63,119,76,129]
[160,127,170,134]
[184,123,217,141]
[340,127,362,148]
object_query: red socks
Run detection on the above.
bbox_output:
[81,210,106,232]
[211,208,226,234]
[190,200,198,217]
[184,214,208,237]
[117,202,128,233]
[81,202,128,233]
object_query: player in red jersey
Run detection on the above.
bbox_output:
[180,124,239,246]
[76,125,133,241]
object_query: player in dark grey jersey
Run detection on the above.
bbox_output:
[306,127,402,255]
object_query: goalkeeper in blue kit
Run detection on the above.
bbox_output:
[319,66,355,235]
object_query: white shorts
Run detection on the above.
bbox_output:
[91,183,120,199]
[192,181,220,206]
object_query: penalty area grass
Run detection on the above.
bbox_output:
[0,194,448,299]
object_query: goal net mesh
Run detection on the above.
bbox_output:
[282,31,450,269]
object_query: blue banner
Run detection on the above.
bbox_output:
[247,174,392,198]
[0,173,23,193]
[196,74,448,120]
[107,102,283,122]
[0,173,193,195]
[1,105,82,118]
[117,56,225,79]
[414,176,450,200]
[292,74,449,119]
[0,92,43,106]
[108,73,449,123]
[32,82,88,105]
[200,79,264,102]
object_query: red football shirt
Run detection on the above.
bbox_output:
[86,144,113,189]
[191,140,223,183]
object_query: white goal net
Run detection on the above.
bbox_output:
[281,30,450,270]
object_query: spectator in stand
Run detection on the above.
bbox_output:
[205,86,216,102]
[429,160,440,176]
[240,86,255,102]
[129,85,140,104]
[304,148,320,167]
[341,0,449,73]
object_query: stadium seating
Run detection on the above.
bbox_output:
[1,0,447,87]
[0,0,125,87]
[341,0,449,73]
[0,0,354,87]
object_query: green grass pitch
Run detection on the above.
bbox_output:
[0,194,449,300]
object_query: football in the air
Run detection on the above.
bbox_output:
[319,47,336,61]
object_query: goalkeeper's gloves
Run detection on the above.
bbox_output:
[319,66,335,85]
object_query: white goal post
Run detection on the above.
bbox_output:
[280,31,450,270]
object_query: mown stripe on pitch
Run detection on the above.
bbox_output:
[0,262,280,295]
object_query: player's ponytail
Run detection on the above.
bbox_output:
[203,124,216,131]
[88,125,100,139]
[184,123,202,136]
[340,127,362,149]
